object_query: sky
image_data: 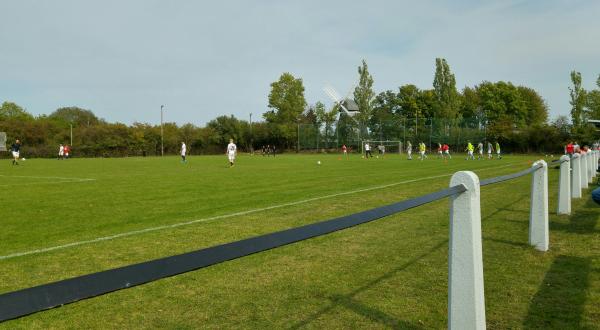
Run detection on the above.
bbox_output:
[1,0,599,125]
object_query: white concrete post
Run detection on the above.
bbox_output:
[529,160,549,252]
[557,155,571,215]
[449,171,486,330]
[581,152,588,189]
[593,151,596,174]
[588,151,594,182]
[571,154,582,199]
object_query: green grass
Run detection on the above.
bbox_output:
[0,154,598,329]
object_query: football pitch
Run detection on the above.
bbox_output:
[0,154,598,329]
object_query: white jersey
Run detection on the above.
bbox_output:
[227,143,237,154]
[365,143,371,151]
[181,143,187,156]
[59,145,64,155]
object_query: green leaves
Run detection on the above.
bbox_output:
[265,73,307,148]
[353,59,375,125]
[0,101,34,121]
[569,71,586,128]
[433,58,460,119]
[266,73,307,125]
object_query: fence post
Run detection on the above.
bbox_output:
[529,160,549,251]
[580,153,588,189]
[596,151,599,176]
[571,154,582,199]
[449,171,485,330]
[588,151,594,183]
[557,155,571,215]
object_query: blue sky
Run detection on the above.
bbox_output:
[1,0,599,125]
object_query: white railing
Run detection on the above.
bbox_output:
[449,150,598,330]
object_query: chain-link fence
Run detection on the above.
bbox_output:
[299,117,489,153]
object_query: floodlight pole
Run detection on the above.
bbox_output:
[250,113,253,154]
[415,113,418,137]
[297,118,300,153]
[70,123,73,146]
[161,105,164,157]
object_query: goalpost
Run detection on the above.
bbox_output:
[361,140,403,155]
[0,132,6,152]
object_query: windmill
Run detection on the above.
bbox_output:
[323,84,360,122]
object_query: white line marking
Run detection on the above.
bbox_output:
[0,180,95,188]
[0,174,96,181]
[0,163,518,261]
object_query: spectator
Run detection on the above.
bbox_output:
[592,187,600,205]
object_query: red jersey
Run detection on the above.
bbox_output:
[442,144,449,151]
[64,146,70,153]
[342,145,347,151]
[566,143,574,154]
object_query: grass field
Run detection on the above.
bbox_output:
[0,154,598,329]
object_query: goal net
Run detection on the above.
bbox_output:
[0,132,6,152]
[362,140,403,155]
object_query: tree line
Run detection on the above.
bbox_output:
[1,58,598,157]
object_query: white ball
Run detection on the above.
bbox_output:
[22,158,26,161]
[317,161,321,165]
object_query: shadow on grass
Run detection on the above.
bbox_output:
[481,194,529,221]
[523,255,591,329]
[288,240,446,329]
[551,198,599,234]
[328,294,425,330]
[482,237,529,248]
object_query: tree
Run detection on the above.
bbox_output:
[397,84,421,118]
[586,90,600,120]
[475,81,529,140]
[460,87,480,119]
[49,107,100,126]
[265,73,307,124]
[433,58,460,119]
[322,106,338,148]
[569,71,586,128]
[371,90,401,140]
[551,115,571,135]
[314,101,327,125]
[265,72,307,148]
[206,115,245,148]
[353,59,375,130]
[0,101,34,121]
[586,74,600,120]
[517,86,548,126]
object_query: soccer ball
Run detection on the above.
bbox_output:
[22,158,26,161]
[317,161,321,165]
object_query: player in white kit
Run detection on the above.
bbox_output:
[226,139,237,167]
[180,142,187,163]
[58,144,64,160]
